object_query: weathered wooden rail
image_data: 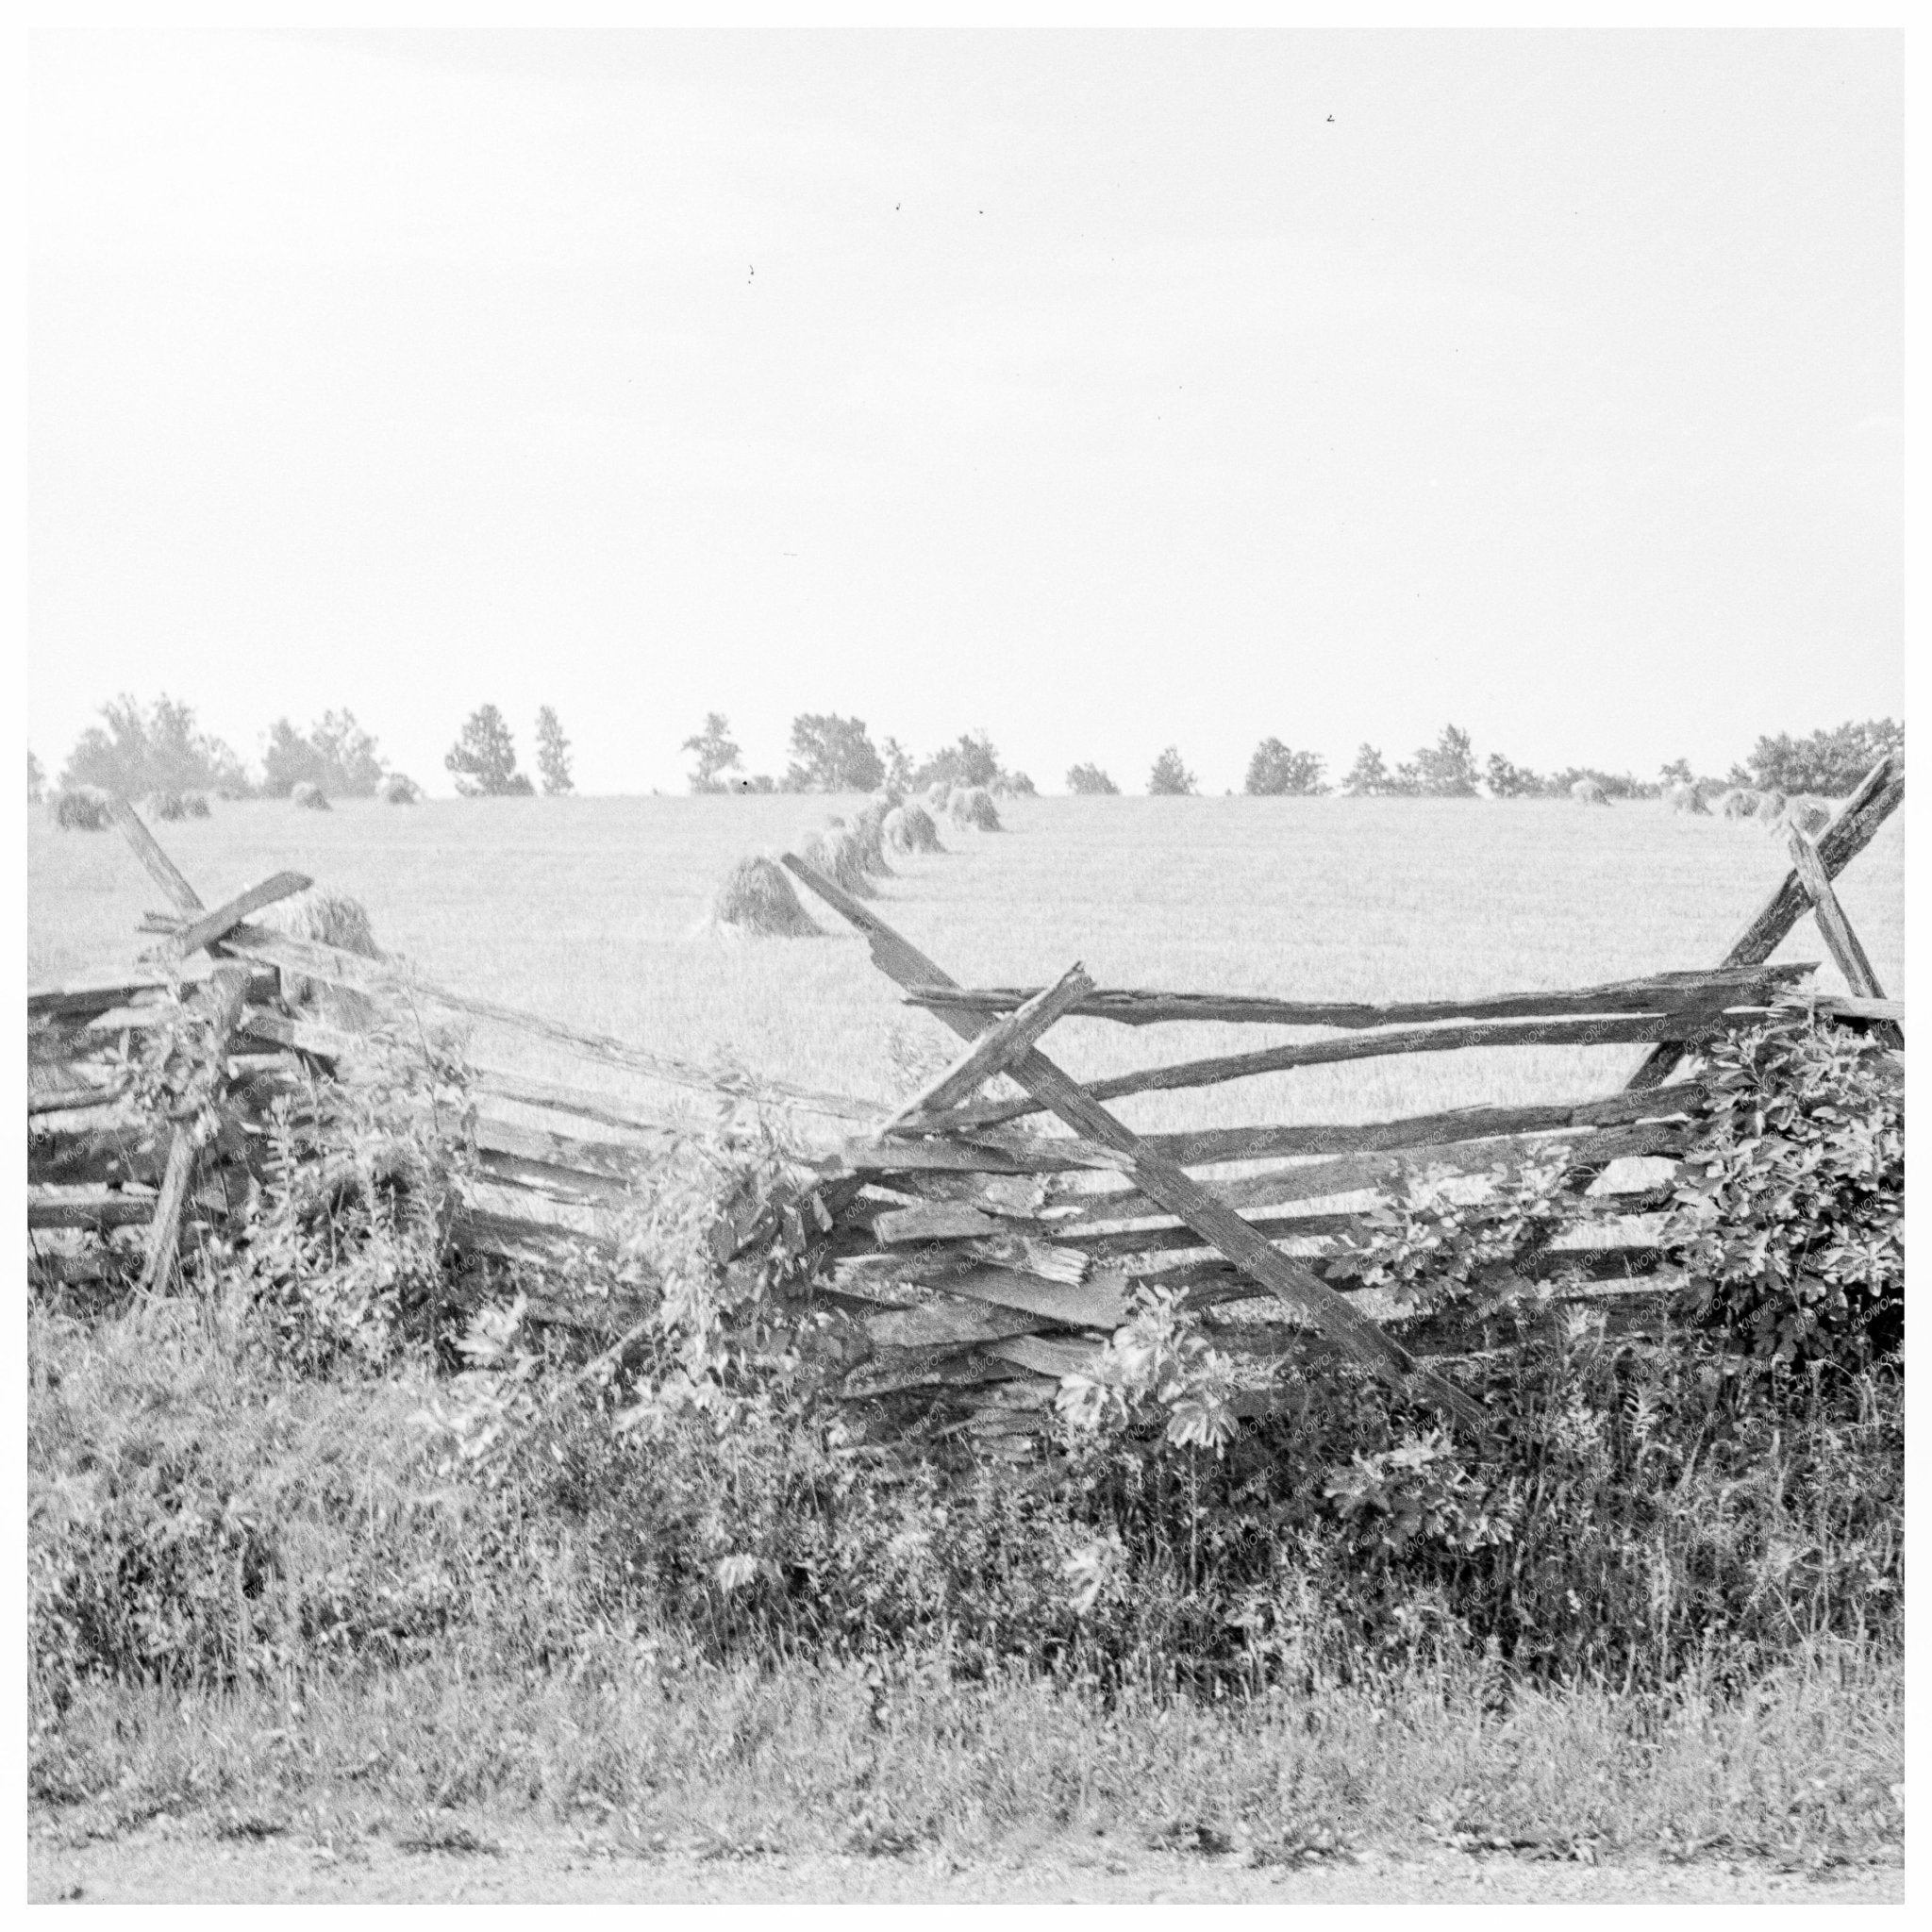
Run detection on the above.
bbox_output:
[27,755,1904,1460]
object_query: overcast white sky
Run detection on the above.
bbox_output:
[28,29,1901,796]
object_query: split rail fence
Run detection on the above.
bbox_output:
[27,757,1904,1454]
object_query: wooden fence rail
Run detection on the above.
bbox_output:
[29,764,1905,1459]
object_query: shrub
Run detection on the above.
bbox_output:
[1065,762,1118,795]
[1146,747,1196,796]
[1663,1014,1902,1369]
[1244,739,1327,795]
[1747,720,1902,797]
[27,997,1902,1713]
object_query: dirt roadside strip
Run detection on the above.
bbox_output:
[27,1824,1904,1906]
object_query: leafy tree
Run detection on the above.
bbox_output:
[681,712,742,792]
[28,749,44,803]
[785,713,884,792]
[1147,746,1196,796]
[1397,724,1480,797]
[1066,762,1119,795]
[261,708,385,797]
[1746,720,1904,796]
[879,736,916,794]
[1341,743,1394,796]
[912,730,1002,791]
[60,694,249,798]
[1659,757,1695,788]
[535,707,574,795]
[1243,738,1327,795]
[444,704,533,796]
[1485,752,1546,798]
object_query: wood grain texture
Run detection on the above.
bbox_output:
[782,852,1489,1439]
[1783,827,1904,1052]
[1791,993,1905,1027]
[475,1149,641,1210]
[471,1069,688,1137]
[27,1191,158,1229]
[138,965,251,1295]
[234,1006,363,1061]
[1046,1122,1690,1232]
[166,871,312,961]
[27,1122,159,1189]
[874,1203,1007,1244]
[908,962,1815,1031]
[108,798,206,916]
[932,1012,1751,1131]
[28,981,171,1021]
[880,962,1093,1134]
[840,1352,1024,1400]
[985,1333,1106,1380]
[1786,825,1886,999]
[890,1264,1136,1329]
[838,1083,1706,1176]
[862,1295,1048,1350]
[1628,752,1903,1089]
[472,1117,649,1180]
[26,1085,121,1116]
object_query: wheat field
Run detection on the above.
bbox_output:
[26,791,1904,1142]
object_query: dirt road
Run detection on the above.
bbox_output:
[27,1816,1904,1905]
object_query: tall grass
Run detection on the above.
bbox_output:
[34,1634,1902,1869]
[26,796,1906,1865]
[28,1274,1903,1866]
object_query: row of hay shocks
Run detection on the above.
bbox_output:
[27,759,1903,1464]
[47,775,425,829]
[706,779,1006,939]
[27,798,876,1320]
[724,753,1906,1461]
[1572,774,1834,834]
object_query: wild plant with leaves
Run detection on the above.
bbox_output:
[1324,1153,1574,1315]
[208,1018,478,1373]
[1663,1012,1902,1368]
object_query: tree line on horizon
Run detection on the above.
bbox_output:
[29,698,576,805]
[682,711,1905,804]
[26,696,1903,809]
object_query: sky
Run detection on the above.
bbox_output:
[28,29,1902,796]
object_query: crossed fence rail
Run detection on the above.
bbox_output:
[28,756,1904,1453]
